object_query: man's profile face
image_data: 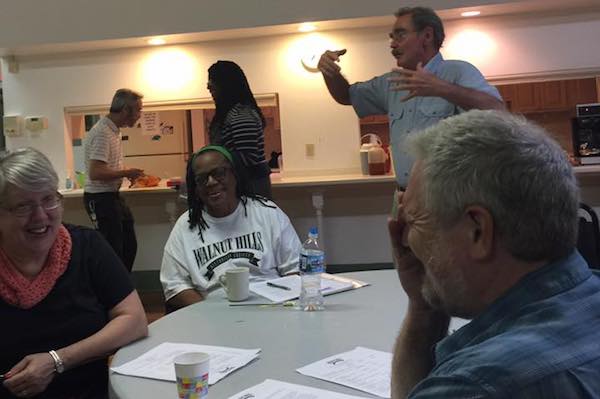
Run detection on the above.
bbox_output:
[124,99,143,128]
[389,14,428,70]
[401,161,469,316]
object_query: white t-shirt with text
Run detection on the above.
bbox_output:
[160,198,301,300]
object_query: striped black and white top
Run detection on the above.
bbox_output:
[213,103,268,177]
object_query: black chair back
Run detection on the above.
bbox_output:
[577,203,600,269]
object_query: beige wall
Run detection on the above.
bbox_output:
[3,10,600,182]
[3,9,600,270]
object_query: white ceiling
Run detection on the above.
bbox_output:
[1,0,599,57]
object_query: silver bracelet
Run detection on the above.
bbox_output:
[48,350,65,374]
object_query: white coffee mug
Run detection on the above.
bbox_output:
[218,267,249,301]
[174,352,210,399]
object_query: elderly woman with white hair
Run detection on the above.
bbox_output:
[0,148,148,399]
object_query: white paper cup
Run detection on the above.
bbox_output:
[218,267,249,301]
[174,352,210,399]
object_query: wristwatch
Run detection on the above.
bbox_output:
[48,350,65,374]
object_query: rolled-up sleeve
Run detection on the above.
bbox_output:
[349,74,390,117]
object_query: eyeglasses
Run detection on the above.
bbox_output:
[194,166,231,186]
[1,192,63,217]
[388,29,415,42]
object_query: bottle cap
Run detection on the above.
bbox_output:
[309,227,318,236]
[360,143,374,152]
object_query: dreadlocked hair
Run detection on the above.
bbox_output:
[186,149,275,242]
[208,61,265,133]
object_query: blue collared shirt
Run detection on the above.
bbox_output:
[349,53,501,187]
[408,251,600,398]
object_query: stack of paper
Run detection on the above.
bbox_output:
[110,342,260,385]
[228,379,370,399]
[296,347,392,398]
[250,273,365,303]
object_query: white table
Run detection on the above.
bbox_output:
[109,270,407,398]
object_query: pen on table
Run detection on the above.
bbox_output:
[267,281,292,291]
[229,301,295,307]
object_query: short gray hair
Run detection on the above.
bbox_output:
[395,6,445,50]
[109,88,143,113]
[0,147,58,203]
[409,110,579,262]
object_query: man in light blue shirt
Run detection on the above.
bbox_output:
[389,109,600,398]
[318,6,503,187]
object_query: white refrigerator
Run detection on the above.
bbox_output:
[121,110,190,179]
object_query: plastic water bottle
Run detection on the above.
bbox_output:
[298,227,325,311]
[65,175,73,190]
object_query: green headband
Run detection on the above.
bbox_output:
[192,145,234,165]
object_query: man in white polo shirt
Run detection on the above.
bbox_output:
[83,88,144,272]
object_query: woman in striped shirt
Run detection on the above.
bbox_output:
[207,60,272,199]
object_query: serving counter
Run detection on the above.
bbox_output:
[60,181,178,198]
[58,163,600,197]
[59,173,399,272]
[58,167,600,273]
[59,172,398,198]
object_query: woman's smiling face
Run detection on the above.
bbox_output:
[193,151,239,218]
[0,185,63,258]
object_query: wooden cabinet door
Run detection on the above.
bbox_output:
[372,115,389,124]
[359,115,376,124]
[260,106,281,130]
[496,85,514,111]
[539,80,568,110]
[566,78,598,106]
[359,115,389,125]
[513,82,539,112]
[273,107,280,130]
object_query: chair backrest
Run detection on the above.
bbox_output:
[577,203,600,269]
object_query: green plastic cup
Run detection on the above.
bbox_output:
[75,171,86,188]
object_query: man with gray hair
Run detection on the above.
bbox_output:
[83,88,145,272]
[389,109,600,398]
[318,6,504,188]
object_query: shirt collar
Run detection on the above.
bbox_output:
[102,116,119,134]
[423,52,444,72]
[435,250,592,364]
[202,200,243,224]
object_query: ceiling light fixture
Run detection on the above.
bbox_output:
[148,37,166,46]
[298,23,317,33]
[461,11,481,17]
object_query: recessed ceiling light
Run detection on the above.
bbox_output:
[148,37,166,46]
[461,11,481,17]
[298,23,317,33]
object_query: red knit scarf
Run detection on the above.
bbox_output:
[0,225,72,309]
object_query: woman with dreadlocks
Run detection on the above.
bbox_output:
[160,145,301,311]
[207,60,273,199]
